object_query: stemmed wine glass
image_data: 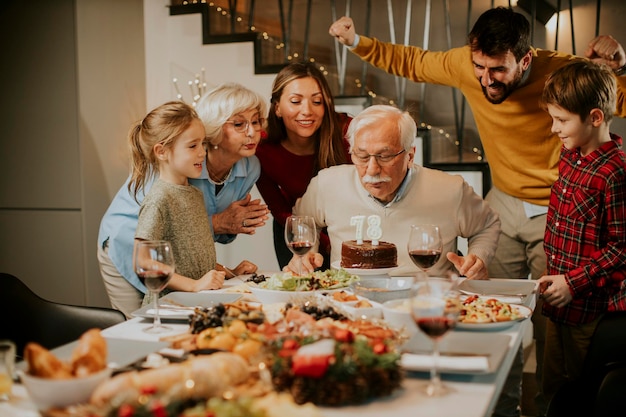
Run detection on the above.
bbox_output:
[134,240,175,334]
[284,215,317,276]
[410,276,461,396]
[407,224,443,277]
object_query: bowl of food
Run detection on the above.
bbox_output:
[19,367,112,411]
[249,271,360,304]
[248,285,314,304]
[349,277,413,304]
[20,329,112,411]
[381,298,418,335]
[316,290,383,319]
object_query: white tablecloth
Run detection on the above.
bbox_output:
[3,278,535,417]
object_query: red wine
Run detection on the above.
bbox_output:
[415,317,455,339]
[409,250,441,269]
[138,270,171,291]
[289,241,313,255]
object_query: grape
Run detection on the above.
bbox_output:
[188,303,226,334]
[298,304,345,321]
[246,273,268,284]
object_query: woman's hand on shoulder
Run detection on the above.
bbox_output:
[212,194,269,235]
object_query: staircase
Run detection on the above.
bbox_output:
[167,0,492,192]
[169,1,336,76]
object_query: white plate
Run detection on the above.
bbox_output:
[131,292,243,321]
[458,279,537,297]
[456,304,532,331]
[401,331,511,374]
[331,260,399,276]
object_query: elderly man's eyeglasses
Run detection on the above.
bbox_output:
[225,118,265,133]
[350,149,407,166]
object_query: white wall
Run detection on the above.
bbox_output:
[143,1,280,271]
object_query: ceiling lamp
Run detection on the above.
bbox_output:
[516,0,558,26]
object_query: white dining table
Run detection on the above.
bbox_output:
[2,277,535,417]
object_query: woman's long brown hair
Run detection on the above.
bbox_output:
[265,61,348,174]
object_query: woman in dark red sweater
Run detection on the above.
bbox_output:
[256,62,351,270]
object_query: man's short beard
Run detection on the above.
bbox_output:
[480,67,524,104]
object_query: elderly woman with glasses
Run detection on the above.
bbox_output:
[286,104,501,280]
[256,62,352,271]
[97,83,270,318]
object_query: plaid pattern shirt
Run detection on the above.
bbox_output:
[543,135,626,325]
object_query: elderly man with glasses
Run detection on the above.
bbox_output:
[287,104,500,280]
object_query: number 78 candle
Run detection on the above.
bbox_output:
[350,215,382,246]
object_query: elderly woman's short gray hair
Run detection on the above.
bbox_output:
[195,83,268,146]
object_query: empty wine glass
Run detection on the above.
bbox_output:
[407,224,443,277]
[411,276,461,396]
[134,240,175,334]
[284,215,317,276]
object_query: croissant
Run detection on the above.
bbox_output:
[71,328,107,377]
[24,342,73,379]
[90,352,250,406]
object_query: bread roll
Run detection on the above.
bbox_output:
[90,352,249,406]
[71,328,107,377]
[24,343,73,379]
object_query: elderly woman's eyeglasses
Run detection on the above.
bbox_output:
[350,148,407,166]
[224,118,265,133]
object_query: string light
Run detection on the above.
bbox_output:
[176,2,483,161]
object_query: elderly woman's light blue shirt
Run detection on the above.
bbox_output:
[97,156,260,292]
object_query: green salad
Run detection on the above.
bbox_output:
[259,269,360,291]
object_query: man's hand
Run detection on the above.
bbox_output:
[329,16,357,47]
[283,252,323,275]
[212,194,269,235]
[585,35,626,69]
[446,252,488,280]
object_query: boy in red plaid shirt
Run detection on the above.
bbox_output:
[538,60,626,405]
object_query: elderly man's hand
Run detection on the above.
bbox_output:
[446,252,488,280]
[283,252,323,275]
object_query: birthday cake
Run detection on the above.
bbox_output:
[341,240,397,269]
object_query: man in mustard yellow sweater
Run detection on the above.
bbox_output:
[329,6,626,417]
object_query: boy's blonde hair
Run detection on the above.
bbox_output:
[128,101,199,201]
[542,60,616,123]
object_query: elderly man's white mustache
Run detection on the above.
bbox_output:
[362,175,392,184]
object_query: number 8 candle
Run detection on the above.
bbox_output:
[367,215,382,246]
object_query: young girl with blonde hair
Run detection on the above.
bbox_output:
[130,101,224,298]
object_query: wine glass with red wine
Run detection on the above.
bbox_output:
[134,240,175,334]
[411,276,460,396]
[407,224,443,276]
[284,215,317,276]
